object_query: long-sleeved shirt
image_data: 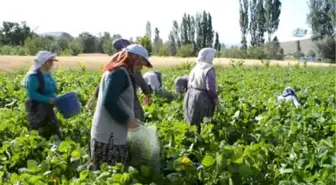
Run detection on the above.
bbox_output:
[205,68,218,100]
[134,71,152,95]
[103,69,133,123]
[91,68,134,145]
[26,72,57,104]
[188,63,218,101]
[94,70,152,99]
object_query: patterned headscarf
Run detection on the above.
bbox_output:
[102,50,142,74]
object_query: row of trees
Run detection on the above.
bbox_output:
[0,0,335,62]
[237,0,283,60]
[306,0,335,61]
[166,11,221,57]
[0,22,128,56]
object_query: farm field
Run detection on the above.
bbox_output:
[0,64,334,184]
[0,55,334,72]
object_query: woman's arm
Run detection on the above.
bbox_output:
[205,69,219,101]
[27,75,54,104]
[134,71,152,95]
[103,69,131,124]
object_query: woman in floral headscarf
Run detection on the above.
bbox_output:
[184,48,221,133]
[88,39,152,122]
[90,44,152,170]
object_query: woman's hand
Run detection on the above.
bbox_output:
[215,99,222,110]
[127,117,139,129]
[144,94,151,105]
[50,98,56,105]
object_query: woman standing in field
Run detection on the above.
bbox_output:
[90,44,153,170]
[23,51,63,140]
[88,38,152,121]
[184,48,221,133]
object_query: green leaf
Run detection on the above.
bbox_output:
[140,165,151,177]
[80,170,89,180]
[202,155,215,167]
[71,150,81,158]
[279,168,293,174]
[27,160,38,172]
[239,165,254,177]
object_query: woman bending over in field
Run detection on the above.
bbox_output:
[184,48,221,133]
[88,38,152,122]
[22,51,63,141]
[90,44,153,170]
[175,75,189,94]
[143,71,176,102]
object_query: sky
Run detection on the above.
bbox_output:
[0,0,310,46]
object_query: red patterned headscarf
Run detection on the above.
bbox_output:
[102,50,142,73]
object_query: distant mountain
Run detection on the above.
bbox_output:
[39,32,72,38]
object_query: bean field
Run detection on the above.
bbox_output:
[0,64,334,185]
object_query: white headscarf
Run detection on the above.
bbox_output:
[21,51,56,86]
[196,48,216,65]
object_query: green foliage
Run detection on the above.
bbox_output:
[307,0,335,40]
[214,32,221,52]
[136,36,152,56]
[307,49,316,58]
[265,0,281,43]
[78,32,97,53]
[168,32,178,56]
[57,36,72,51]
[268,36,284,60]
[248,45,267,59]
[176,44,195,57]
[157,44,169,56]
[24,36,42,55]
[0,21,33,46]
[102,39,115,56]
[153,28,163,55]
[169,11,215,55]
[68,40,83,56]
[239,0,249,50]
[315,36,336,62]
[0,66,334,185]
[221,47,248,59]
[0,45,27,55]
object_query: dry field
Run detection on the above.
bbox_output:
[0,54,334,72]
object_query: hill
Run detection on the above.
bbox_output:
[280,38,316,55]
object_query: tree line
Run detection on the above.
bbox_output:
[0,0,335,62]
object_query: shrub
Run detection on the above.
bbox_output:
[157,45,169,56]
[248,46,267,59]
[60,49,72,56]
[315,36,335,62]
[293,51,305,59]
[136,36,152,56]
[0,45,27,55]
[103,39,115,56]
[221,47,247,59]
[176,44,195,57]
[24,36,42,55]
[307,49,316,58]
[68,40,83,56]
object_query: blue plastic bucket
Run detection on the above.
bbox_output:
[56,92,81,118]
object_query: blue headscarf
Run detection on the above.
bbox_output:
[113,39,131,51]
